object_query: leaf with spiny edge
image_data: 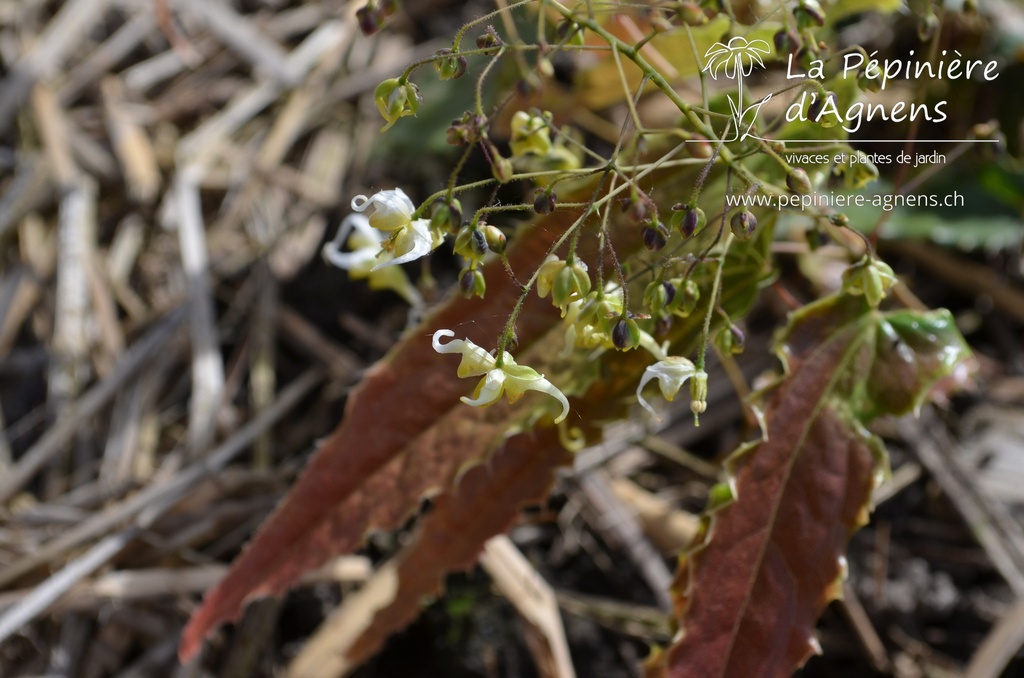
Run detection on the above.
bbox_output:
[647,292,972,678]
[178,157,774,668]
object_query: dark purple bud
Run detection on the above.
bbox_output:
[642,225,667,251]
[662,281,676,307]
[611,317,640,350]
[808,92,836,122]
[730,210,757,240]
[476,26,503,54]
[534,189,556,214]
[471,228,488,256]
[356,5,381,35]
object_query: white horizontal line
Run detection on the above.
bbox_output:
[680,139,1001,143]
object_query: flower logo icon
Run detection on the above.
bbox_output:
[702,36,771,79]
[701,36,772,142]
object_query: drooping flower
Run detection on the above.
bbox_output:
[322,213,423,307]
[374,78,422,132]
[432,330,570,423]
[510,111,553,157]
[536,256,590,316]
[637,356,708,424]
[349,189,440,269]
[351,188,416,231]
[841,256,897,308]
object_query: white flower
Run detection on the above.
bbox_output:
[383,218,434,268]
[433,329,570,423]
[352,189,416,231]
[322,213,423,307]
[637,356,708,424]
[349,189,438,269]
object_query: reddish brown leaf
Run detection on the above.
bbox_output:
[179,161,769,665]
[178,210,581,661]
[344,428,570,671]
[652,294,971,678]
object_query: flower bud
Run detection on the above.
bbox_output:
[674,279,700,316]
[858,72,881,93]
[729,209,757,240]
[642,224,668,251]
[433,49,467,80]
[786,167,812,195]
[687,134,713,159]
[534,189,556,214]
[430,199,462,233]
[611,317,641,351]
[672,205,706,238]
[715,324,745,355]
[459,268,486,298]
[917,13,939,42]
[550,262,591,312]
[644,280,669,314]
[493,155,514,183]
[476,26,503,54]
[356,4,382,35]
[842,257,897,308]
[510,111,553,158]
[453,225,482,261]
[482,224,506,254]
[484,138,514,183]
[662,281,676,308]
[808,92,838,127]
[470,227,488,257]
[556,19,586,47]
[624,197,647,224]
[795,0,825,28]
[830,213,849,227]
[678,1,707,25]
[773,28,801,55]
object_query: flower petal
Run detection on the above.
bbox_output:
[432,330,496,376]
[322,214,382,274]
[373,219,434,270]
[526,376,571,423]
[352,189,416,231]
[461,369,506,407]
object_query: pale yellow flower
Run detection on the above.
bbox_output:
[432,330,570,423]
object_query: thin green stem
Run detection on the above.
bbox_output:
[452,0,537,50]
[697,232,734,371]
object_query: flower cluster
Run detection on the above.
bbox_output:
[554,284,709,424]
[508,111,581,183]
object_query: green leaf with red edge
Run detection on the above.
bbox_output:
[647,292,972,678]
